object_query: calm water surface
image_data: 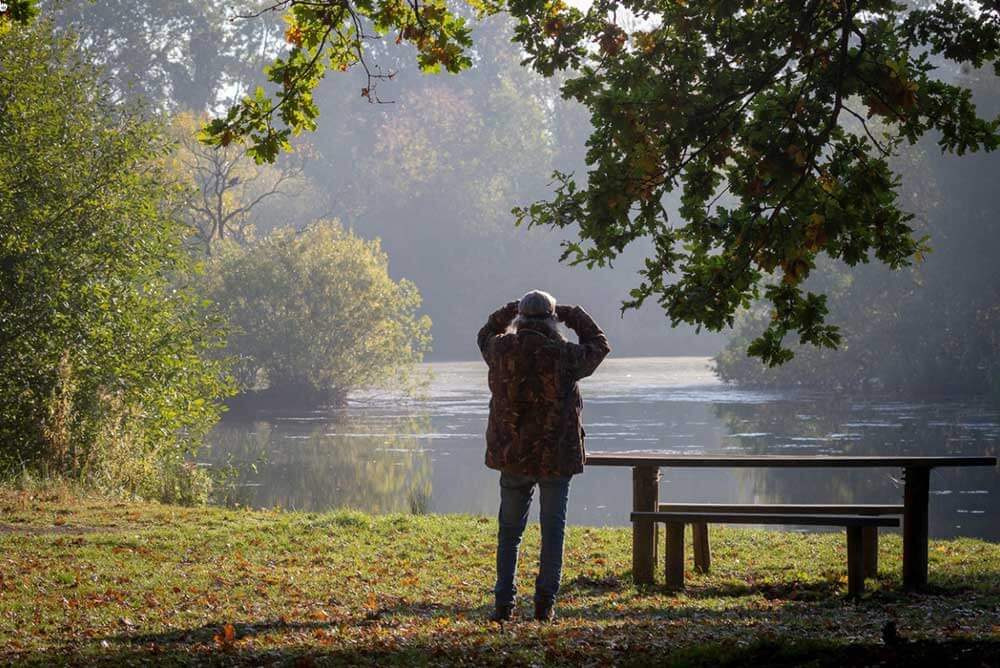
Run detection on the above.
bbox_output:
[203,357,999,540]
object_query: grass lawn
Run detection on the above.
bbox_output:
[1,487,998,666]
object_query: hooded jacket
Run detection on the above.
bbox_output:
[477,302,610,478]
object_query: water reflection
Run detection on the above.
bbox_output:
[201,414,433,513]
[204,358,998,540]
[712,400,999,539]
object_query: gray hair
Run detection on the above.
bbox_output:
[518,290,556,318]
[513,290,562,340]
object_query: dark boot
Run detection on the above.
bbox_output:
[534,600,555,622]
[490,603,514,623]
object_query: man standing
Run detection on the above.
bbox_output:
[477,290,611,622]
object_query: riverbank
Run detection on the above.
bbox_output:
[1,487,998,666]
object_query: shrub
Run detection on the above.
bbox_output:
[0,20,231,501]
[203,220,431,406]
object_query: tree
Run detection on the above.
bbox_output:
[0,19,231,499]
[202,220,431,406]
[216,11,709,359]
[17,1,1000,365]
[507,0,1000,366]
[39,0,284,113]
[166,111,319,252]
[199,0,477,162]
[194,0,999,366]
[716,67,1000,394]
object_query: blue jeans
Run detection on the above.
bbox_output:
[494,471,572,608]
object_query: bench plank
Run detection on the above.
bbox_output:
[631,512,900,527]
[589,454,997,468]
[658,503,903,515]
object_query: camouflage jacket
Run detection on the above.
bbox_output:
[477,302,610,478]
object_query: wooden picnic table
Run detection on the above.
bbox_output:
[585,454,998,590]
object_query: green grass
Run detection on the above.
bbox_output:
[1,486,998,666]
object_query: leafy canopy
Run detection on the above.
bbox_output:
[196,0,1000,365]
[199,0,476,163]
[716,69,1000,393]
[508,0,1000,365]
[37,0,993,365]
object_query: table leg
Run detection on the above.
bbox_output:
[903,466,930,591]
[632,465,660,585]
[862,526,878,579]
[693,523,711,573]
[847,525,865,597]
[665,522,685,589]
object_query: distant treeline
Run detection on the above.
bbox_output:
[41,0,719,360]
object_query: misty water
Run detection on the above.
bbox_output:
[203,357,998,540]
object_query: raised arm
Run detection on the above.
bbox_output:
[477,301,519,361]
[556,304,611,380]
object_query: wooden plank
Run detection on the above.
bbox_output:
[659,503,903,515]
[692,523,710,573]
[632,465,660,586]
[862,526,878,578]
[847,526,865,597]
[903,466,931,590]
[587,454,997,468]
[631,512,900,527]
[664,522,685,589]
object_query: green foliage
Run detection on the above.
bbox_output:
[200,0,475,163]
[0,20,231,502]
[201,1,1000,366]
[506,0,1000,366]
[0,0,38,26]
[716,71,1000,394]
[202,220,431,404]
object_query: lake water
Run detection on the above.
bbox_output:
[202,357,999,540]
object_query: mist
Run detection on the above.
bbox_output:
[40,0,1000,392]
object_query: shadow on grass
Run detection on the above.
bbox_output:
[6,569,998,666]
[622,567,1000,603]
[562,572,628,593]
[7,627,999,667]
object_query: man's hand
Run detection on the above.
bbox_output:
[488,301,519,329]
[555,304,577,322]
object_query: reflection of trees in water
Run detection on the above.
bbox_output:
[201,414,433,513]
[714,400,901,506]
[710,401,1000,539]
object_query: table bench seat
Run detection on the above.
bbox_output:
[657,503,904,515]
[655,504,904,578]
[589,453,996,589]
[631,511,901,596]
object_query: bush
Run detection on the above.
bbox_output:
[203,220,431,406]
[0,21,231,501]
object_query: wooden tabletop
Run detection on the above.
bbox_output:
[585,453,998,468]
